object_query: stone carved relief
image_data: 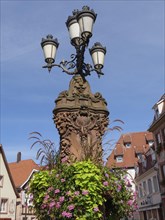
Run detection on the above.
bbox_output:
[53,75,109,162]
[69,75,91,97]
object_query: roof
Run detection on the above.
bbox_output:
[9,159,40,188]
[0,144,19,198]
[153,93,165,108]
[106,131,153,169]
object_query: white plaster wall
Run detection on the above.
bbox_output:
[0,153,17,220]
[127,168,136,191]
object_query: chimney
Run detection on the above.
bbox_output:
[17,152,21,163]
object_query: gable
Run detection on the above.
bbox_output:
[0,145,19,198]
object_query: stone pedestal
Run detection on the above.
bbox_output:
[53,75,109,162]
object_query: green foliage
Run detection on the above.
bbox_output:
[29,160,137,219]
[29,170,50,218]
[29,132,59,170]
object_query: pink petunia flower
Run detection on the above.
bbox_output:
[133,191,137,197]
[59,196,65,203]
[48,186,54,191]
[49,201,55,208]
[66,212,72,218]
[93,206,99,212]
[61,178,65,182]
[41,204,47,209]
[62,211,67,217]
[117,185,122,191]
[54,189,60,194]
[44,194,49,201]
[105,173,109,178]
[62,211,72,218]
[103,181,108,186]
[66,191,71,195]
[127,199,133,206]
[82,190,89,195]
[74,191,80,196]
[68,204,75,211]
[134,204,138,209]
[55,202,61,208]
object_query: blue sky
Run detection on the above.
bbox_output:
[1,0,164,163]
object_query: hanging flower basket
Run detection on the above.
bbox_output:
[29,160,137,219]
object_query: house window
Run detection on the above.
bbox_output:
[143,181,147,196]
[148,140,154,147]
[162,128,165,142]
[142,158,147,168]
[152,209,158,219]
[148,179,153,194]
[151,150,156,161]
[147,210,152,219]
[139,184,143,198]
[124,142,131,148]
[135,165,139,175]
[0,175,4,187]
[116,156,123,163]
[161,165,165,180]
[155,108,159,119]
[156,133,161,145]
[0,198,8,213]
[136,153,142,159]
[163,165,165,177]
[153,176,159,192]
[136,186,139,198]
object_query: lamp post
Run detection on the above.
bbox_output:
[41,6,109,162]
[41,5,106,80]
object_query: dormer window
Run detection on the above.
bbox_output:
[124,142,131,148]
[155,108,159,119]
[136,153,142,159]
[154,98,164,119]
[148,140,154,147]
[116,156,123,163]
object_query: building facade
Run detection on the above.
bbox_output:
[148,93,165,219]
[135,145,162,220]
[106,131,154,219]
[0,145,19,220]
[8,154,40,220]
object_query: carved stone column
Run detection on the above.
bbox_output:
[53,75,109,162]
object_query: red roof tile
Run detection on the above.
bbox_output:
[106,132,153,168]
[9,159,40,188]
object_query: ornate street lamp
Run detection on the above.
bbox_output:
[40,6,109,164]
[89,42,106,71]
[41,35,59,67]
[41,6,106,79]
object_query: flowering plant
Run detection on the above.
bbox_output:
[29,160,137,219]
